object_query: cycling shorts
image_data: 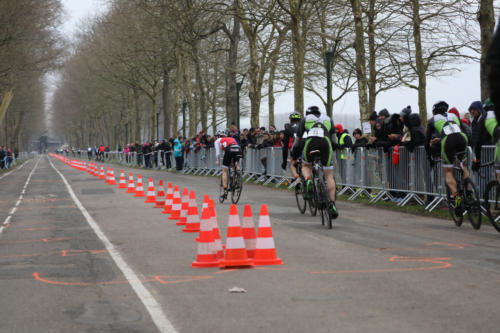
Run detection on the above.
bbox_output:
[302,137,334,170]
[441,132,468,168]
[222,145,242,168]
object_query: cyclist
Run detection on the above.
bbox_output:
[472,99,499,180]
[215,129,242,200]
[296,106,338,219]
[282,111,303,179]
[425,101,470,216]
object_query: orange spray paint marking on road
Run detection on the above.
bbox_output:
[33,272,158,286]
[61,249,106,257]
[27,227,52,231]
[311,256,452,275]
[0,237,71,244]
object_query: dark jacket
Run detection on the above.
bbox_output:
[352,137,368,150]
[337,130,353,149]
[374,114,403,151]
[401,113,426,152]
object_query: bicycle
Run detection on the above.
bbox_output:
[219,158,243,204]
[294,159,307,214]
[307,150,335,229]
[436,156,482,229]
[479,161,500,233]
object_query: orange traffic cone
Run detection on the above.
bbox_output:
[219,205,253,268]
[105,168,111,183]
[91,164,97,176]
[144,178,156,203]
[161,183,173,214]
[168,186,182,220]
[99,165,105,179]
[154,180,166,208]
[192,207,219,268]
[253,205,283,266]
[242,205,257,258]
[195,195,210,242]
[118,170,127,189]
[183,191,200,233]
[176,188,190,226]
[108,168,117,185]
[209,202,224,259]
[134,175,146,197]
[126,173,135,193]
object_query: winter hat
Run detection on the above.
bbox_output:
[378,108,390,118]
[369,111,378,121]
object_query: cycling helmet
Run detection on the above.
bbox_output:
[216,130,227,137]
[484,98,495,111]
[306,106,321,116]
[432,101,449,115]
[289,111,302,121]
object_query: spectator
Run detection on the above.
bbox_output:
[335,123,353,185]
[5,148,12,168]
[257,132,273,174]
[469,101,487,149]
[247,128,256,148]
[173,136,184,171]
[352,128,368,150]
[400,106,426,152]
[0,146,5,169]
[448,107,471,142]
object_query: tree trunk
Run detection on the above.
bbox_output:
[367,0,377,114]
[162,68,170,139]
[193,44,207,131]
[350,0,369,121]
[290,5,305,115]
[173,54,182,137]
[478,0,495,101]
[182,56,196,137]
[411,0,428,124]
[211,61,219,134]
[225,2,241,127]
[133,87,141,142]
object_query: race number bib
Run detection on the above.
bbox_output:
[308,127,324,138]
[443,123,461,135]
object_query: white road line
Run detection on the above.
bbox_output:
[48,156,177,333]
[1,157,40,229]
[0,226,4,234]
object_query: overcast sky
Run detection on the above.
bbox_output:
[59,0,493,131]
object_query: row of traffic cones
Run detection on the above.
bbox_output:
[52,155,283,269]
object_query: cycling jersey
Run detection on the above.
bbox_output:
[297,114,335,169]
[215,137,241,169]
[426,113,468,167]
[474,107,500,173]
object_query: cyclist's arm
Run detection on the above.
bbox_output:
[214,139,222,160]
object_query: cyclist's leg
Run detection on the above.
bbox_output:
[324,169,336,202]
[444,167,457,194]
[301,138,313,182]
[221,150,231,190]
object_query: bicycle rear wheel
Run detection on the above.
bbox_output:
[308,182,318,217]
[445,185,463,227]
[464,178,481,230]
[231,170,243,204]
[484,180,500,233]
[295,180,307,214]
[317,179,332,229]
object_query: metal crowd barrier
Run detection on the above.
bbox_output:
[86,144,499,212]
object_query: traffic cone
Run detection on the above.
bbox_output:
[154,180,166,208]
[99,165,105,179]
[202,195,210,210]
[192,207,219,268]
[144,178,156,203]
[105,168,111,183]
[253,205,283,266]
[161,183,173,214]
[92,164,97,176]
[118,170,127,189]
[108,168,117,185]
[176,188,190,226]
[134,175,146,197]
[209,202,224,259]
[219,205,253,268]
[126,173,136,193]
[168,186,182,220]
[183,191,200,233]
[242,205,257,258]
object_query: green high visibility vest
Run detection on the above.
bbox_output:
[339,132,350,160]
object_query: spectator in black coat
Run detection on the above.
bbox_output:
[487,15,500,120]
[399,106,426,152]
[352,128,368,150]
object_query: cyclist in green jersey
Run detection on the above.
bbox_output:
[425,101,470,216]
[296,106,338,218]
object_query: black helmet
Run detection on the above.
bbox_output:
[432,101,449,115]
[306,106,321,116]
[289,112,302,121]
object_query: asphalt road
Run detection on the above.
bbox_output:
[1,155,499,333]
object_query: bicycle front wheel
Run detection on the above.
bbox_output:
[295,180,307,214]
[308,183,318,217]
[464,178,481,230]
[231,170,243,204]
[484,180,500,233]
[445,185,463,227]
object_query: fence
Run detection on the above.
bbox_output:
[73,145,498,211]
